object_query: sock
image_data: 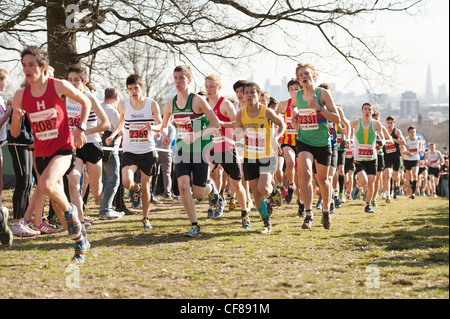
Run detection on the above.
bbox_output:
[338,175,345,194]
[365,202,370,207]
[411,180,417,193]
[76,236,86,246]
[241,210,248,218]
[305,209,313,217]
[192,222,199,228]
[258,200,268,218]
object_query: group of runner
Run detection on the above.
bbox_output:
[0,47,447,264]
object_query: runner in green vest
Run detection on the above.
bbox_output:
[348,103,385,213]
[160,65,220,237]
[291,63,340,231]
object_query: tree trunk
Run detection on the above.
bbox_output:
[46,0,79,78]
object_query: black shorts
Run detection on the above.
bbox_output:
[122,150,158,176]
[377,154,385,172]
[175,151,209,187]
[355,159,377,176]
[281,143,298,156]
[344,157,355,173]
[35,149,76,176]
[76,143,103,164]
[243,157,276,181]
[404,160,419,171]
[428,167,440,178]
[295,140,332,167]
[418,166,427,175]
[210,149,242,181]
[337,150,345,167]
[384,154,401,172]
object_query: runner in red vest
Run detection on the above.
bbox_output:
[10,46,92,263]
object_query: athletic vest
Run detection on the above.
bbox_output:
[209,96,235,153]
[419,151,427,167]
[427,151,440,168]
[383,128,400,156]
[22,78,73,157]
[335,123,346,152]
[403,136,420,161]
[66,91,102,147]
[241,104,273,159]
[295,87,330,147]
[354,118,377,162]
[122,98,156,154]
[281,99,297,146]
[172,93,211,153]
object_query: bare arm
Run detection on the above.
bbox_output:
[10,89,26,138]
[106,101,125,145]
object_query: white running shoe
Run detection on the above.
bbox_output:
[11,223,38,237]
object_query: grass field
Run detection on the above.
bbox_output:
[0,187,448,300]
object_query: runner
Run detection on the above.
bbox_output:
[65,64,111,233]
[382,116,406,202]
[427,142,444,197]
[10,45,91,262]
[106,74,161,229]
[371,110,392,207]
[276,79,302,211]
[204,75,248,228]
[344,138,356,200]
[291,63,340,230]
[348,103,385,213]
[235,82,285,234]
[160,65,220,237]
[401,125,423,199]
[418,148,428,196]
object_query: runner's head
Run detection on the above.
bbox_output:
[173,65,192,91]
[243,82,261,107]
[407,125,416,139]
[20,45,49,82]
[0,68,7,92]
[233,80,248,104]
[287,78,301,99]
[268,97,278,110]
[318,82,333,94]
[104,86,119,102]
[205,74,221,99]
[386,116,396,130]
[372,109,380,120]
[66,64,88,91]
[126,74,144,101]
[361,102,374,118]
[259,91,269,106]
[429,142,435,152]
[296,62,318,87]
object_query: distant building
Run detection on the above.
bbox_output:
[400,91,420,120]
[438,84,448,102]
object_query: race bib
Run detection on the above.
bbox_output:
[285,117,297,135]
[298,109,318,130]
[385,143,396,154]
[128,124,149,144]
[67,110,81,134]
[245,129,265,154]
[408,147,418,154]
[174,117,193,139]
[212,128,225,144]
[29,108,58,141]
[358,144,374,161]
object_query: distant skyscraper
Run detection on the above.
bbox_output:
[400,91,419,120]
[438,84,448,102]
[426,63,434,101]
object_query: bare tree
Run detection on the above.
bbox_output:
[0,0,423,91]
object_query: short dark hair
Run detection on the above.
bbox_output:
[174,65,192,79]
[386,116,396,122]
[126,74,144,87]
[21,45,49,75]
[268,97,278,108]
[243,82,261,94]
[66,64,87,82]
[233,80,248,92]
[104,87,119,99]
[362,102,373,110]
[408,125,416,132]
[287,78,301,90]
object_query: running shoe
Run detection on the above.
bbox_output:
[99,211,124,220]
[241,214,251,229]
[261,216,271,235]
[330,200,335,213]
[11,223,37,237]
[33,221,58,234]
[409,194,416,199]
[339,193,346,203]
[321,211,331,230]
[334,196,342,208]
[280,186,288,199]
[71,238,90,263]
[0,206,13,247]
[247,200,254,211]
[65,204,82,240]
[214,198,226,218]
[385,196,391,204]
[285,187,294,204]
[270,181,283,206]
[316,202,322,210]
[364,204,375,214]
[229,198,236,211]
[142,217,153,229]
[302,215,313,230]
[351,187,360,200]
[346,193,352,201]
[131,184,141,208]
[371,200,378,207]
[208,182,220,207]
[297,199,305,218]
[185,225,201,237]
